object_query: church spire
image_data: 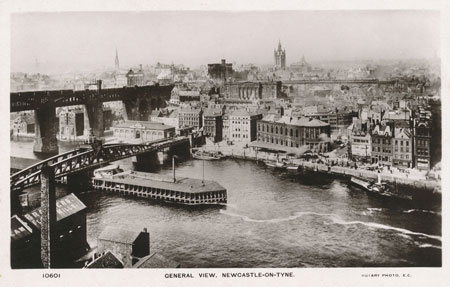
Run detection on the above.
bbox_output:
[115,48,120,71]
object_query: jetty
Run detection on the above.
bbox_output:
[92,170,227,205]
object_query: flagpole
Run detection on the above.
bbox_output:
[202,158,205,186]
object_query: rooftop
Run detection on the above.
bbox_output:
[85,251,124,269]
[262,115,330,127]
[114,121,175,131]
[133,253,181,268]
[11,215,34,241]
[98,226,142,245]
[23,193,86,230]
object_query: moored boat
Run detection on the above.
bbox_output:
[264,160,287,170]
[192,151,221,160]
[349,175,412,201]
[285,162,300,173]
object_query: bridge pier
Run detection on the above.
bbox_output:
[83,101,104,138]
[34,106,59,155]
[123,97,153,121]
[67,172,92,194]
[133,151,162,172]
[41,165,57,268]
[168,140,191,159]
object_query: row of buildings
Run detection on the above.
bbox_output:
[348,102,433,170]
[175,106,332,153]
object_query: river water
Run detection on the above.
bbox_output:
[12,140,442,267]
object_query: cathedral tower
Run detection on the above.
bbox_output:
[274,40,286,70]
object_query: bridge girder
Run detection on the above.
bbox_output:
[10,137,190,191]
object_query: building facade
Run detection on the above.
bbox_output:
[224,81,282,101]
[207,59,233,82]
[257,115,331,153]
[59,108,84,141]
[414,118,431,170]
[113,121,175,142]
[229,110,262,143]
[203,109,223,143]
[308,110,357,134]
[178,108,203,129]
[126,66,145,87]
[392,127,413,168]
[222,113,230,141]
[11,112,35,136]
[349,131,372,162]
[371,124,393,165]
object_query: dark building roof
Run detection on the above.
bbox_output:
[11,215,34,242]
[23,193,87,230]
[203,108,222,117]
[85,251,124,268]
[98,226,141,245]
[133,253,180,268]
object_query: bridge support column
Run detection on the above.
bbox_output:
[84,102,104,138]
[123,97,152,121]
[123,98,141,121]
[41,165,57,268]
[168,141,191,159]
[67,172,92,194]
[133,151,162,172]
[34,107,58,155]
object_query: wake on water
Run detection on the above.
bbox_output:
[219,209,442,244]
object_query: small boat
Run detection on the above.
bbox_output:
[192,151,221,160]
[350,175,412,200]
[264,160,287,170]
[286,163,300,173]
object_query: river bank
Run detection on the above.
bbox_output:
[197,142,441,193]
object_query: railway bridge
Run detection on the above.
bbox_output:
[11,83,174,154]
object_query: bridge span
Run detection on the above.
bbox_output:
[10,136,190,192]
[11,84,174,154]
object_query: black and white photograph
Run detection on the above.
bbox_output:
[1,0,449,286]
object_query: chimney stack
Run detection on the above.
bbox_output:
[40,164,57,268]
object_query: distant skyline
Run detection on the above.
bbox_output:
[11,10,440,74]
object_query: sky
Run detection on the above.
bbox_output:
[10,10,440,73]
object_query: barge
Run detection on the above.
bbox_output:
[192,150,226,160]
[349,175,412,201]
[92,170,227,205]
[264,160,287,170]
